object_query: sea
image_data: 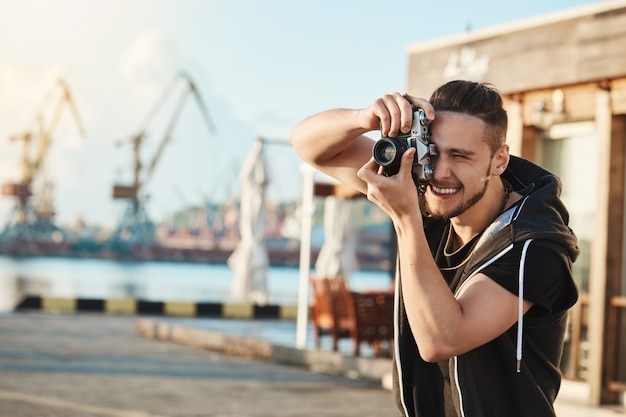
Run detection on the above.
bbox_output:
[0,255,393,312]
[0,255,395,353]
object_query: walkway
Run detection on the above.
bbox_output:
[0,312,623,416]
[0,313,394,417]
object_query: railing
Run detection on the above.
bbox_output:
[607,296,626,393]
[566,294,626,393]
[566,294,589,380]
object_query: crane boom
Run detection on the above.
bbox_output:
[142,72,215,184]
[30,79,86,183]
[143,88,191,184]
[111,68,216,255]
[3,78,85,196]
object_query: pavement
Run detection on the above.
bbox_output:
[0,312,624,417]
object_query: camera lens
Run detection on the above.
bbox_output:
[373,137,405,176]
[376,142,397,164]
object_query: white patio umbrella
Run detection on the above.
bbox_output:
[228,138,269,304]
[314,196,359,283]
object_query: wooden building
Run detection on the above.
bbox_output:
[405,0,626,407]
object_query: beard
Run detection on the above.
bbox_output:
[420,167,491,220]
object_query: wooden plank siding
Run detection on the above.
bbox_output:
[406,2,626,97]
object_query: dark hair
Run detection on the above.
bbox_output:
[429,80,508,154]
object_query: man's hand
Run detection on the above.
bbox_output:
[363,92,435,138]
[357,147,421,224]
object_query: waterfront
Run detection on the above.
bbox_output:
[0,255,393,312]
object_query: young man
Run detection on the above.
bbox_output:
[290,80,579,417]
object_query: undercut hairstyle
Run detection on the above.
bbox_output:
[429,80,508,154]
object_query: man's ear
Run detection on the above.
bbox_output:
[492,144,510,176]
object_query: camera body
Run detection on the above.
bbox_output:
[372,108,437,187]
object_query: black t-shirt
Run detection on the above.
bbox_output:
[435,225,576,314]
[481,241,577,314]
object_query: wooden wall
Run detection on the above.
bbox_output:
[406,2,626,97]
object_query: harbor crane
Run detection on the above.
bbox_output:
[111,71,216,246]
[1,78,85,243]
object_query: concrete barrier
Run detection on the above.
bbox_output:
[134,317,393,382]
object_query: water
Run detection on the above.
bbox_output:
[0,255,393,311]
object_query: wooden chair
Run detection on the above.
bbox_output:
[310,276,394,356]
[310,276,352,351]
[347,290,394,356]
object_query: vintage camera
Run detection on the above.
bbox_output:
[372,108,437,187]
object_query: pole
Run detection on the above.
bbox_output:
[296,164,315,349]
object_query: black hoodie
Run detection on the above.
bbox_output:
[393,156,580,417]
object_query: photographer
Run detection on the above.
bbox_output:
[290,80,579,417]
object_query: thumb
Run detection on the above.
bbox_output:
[399,147,416,181]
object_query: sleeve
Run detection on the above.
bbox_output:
[481,240,578,315]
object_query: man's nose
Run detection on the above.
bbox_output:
[432,155,450,181]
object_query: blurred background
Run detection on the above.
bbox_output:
[0,0,597,227]
[0,0,602,307]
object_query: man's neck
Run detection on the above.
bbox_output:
[449,183,518,251]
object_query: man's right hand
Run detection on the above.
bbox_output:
[363,92,435,138]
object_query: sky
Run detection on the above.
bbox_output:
[0,0,606,230]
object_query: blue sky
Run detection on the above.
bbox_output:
[0,0,604,228]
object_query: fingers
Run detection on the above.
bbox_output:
[373,92,413,138]
[372,92,434,139]
[403,94,435,121]
[358,148,416,186]
[358,149,418,219]
[399,147,416,182]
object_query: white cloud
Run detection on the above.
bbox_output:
[118,30,181,97]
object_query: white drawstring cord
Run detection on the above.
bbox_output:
[517,239,533,372]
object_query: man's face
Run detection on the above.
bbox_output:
[421,112,495,220]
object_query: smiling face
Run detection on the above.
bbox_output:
[421,112,499,220]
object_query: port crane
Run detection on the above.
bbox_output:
[1,78,85,243]
[111,71,216,246]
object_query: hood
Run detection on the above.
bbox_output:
[467,155,579,276]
